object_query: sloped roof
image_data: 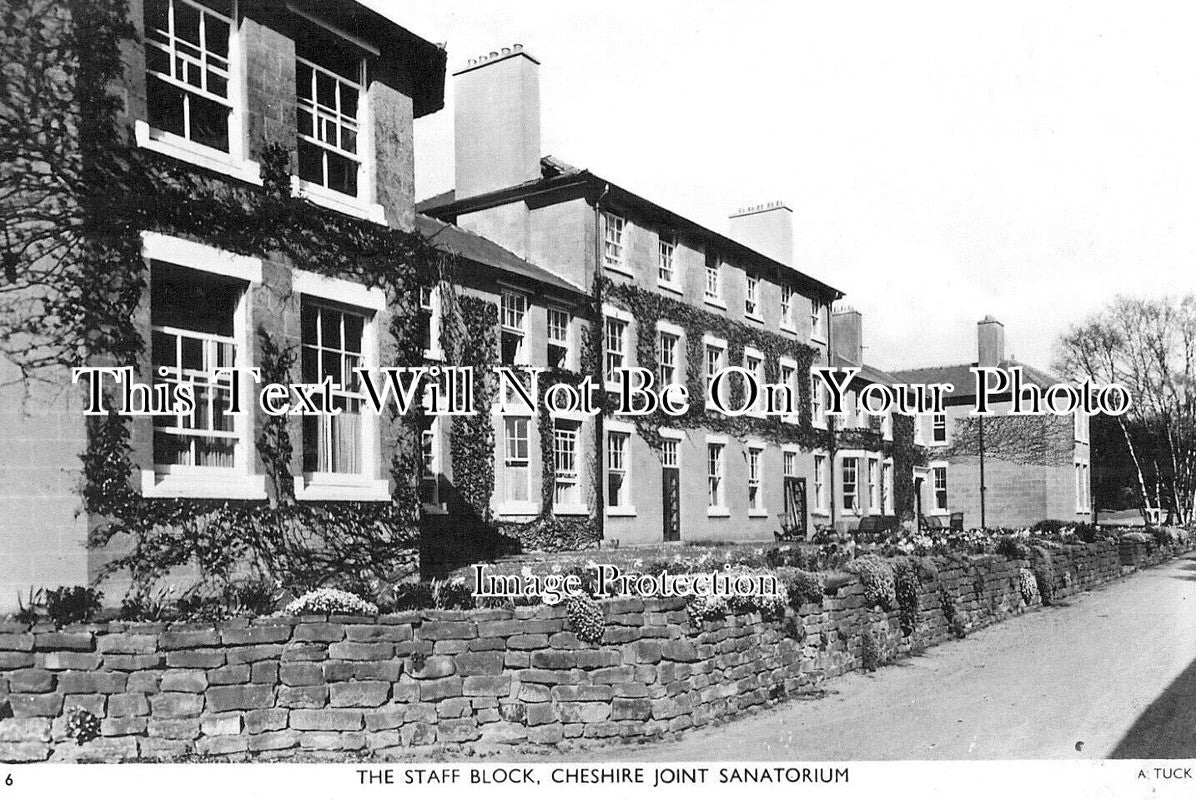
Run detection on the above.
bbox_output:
[890,360,1060,400]
[830,355,903,387]
[415,214,586,297]
[417,157,844,303]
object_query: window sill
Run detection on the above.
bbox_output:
[603,262,635,279]
[744,312,764,324]
[707,507,730,518]
[140,469,267,500]
[293,476,391,502]
[498,501,539,517]
[606,506,638,518]
[291,177,388,226]
[810,334,828,345]
[424,348,445,362]
[813,508,830,517]
[703,295,727,310]
[423,504,450,516]
[748,509,770,519]
[135,121,262,186]
[779,323,798,336]
[555,505,591,517]
[658,281,683,296]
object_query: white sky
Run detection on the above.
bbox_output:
[369,0,1196,372]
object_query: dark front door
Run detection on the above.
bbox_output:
[783,477,807,539]
[662,466,681,542]
[914,477,924,530]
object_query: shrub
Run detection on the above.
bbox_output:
[995,536,1032,561]
[120,585,175,622]
[174,580,279,621]
[1031,547,1056,605]
[1030,519,1068,534]
[860,629,880,672]
[783,569,826,610]
[938,584,956,624]
[64,706,100,745]
[565,595,604,643]
[891,558,920,636]
[846,555,897,611]
[949,616,967,639]
[284,588,378,616]
[782,616,806,642]
[45,586,102,627]
[1018,568,1040,605]
[15,586,42,626]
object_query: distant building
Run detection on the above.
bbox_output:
[891,317,1094,529]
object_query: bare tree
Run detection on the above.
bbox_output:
[1055,295,1196,525]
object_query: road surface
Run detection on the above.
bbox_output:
[568,552,1196,760]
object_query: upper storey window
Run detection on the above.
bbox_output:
[296,32,364,198]
[144,0,234,153]
[602,212,627,272]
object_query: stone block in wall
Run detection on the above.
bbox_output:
[293,623,344,643]
[611,697,651,721]
[530,651,576,670]
[207,664,251,685]
[159,629,220,649]
[462,676,511,697]
[43,652,101,670]
[289,709,364,732]
[7,669,53,693]
[278,685,327,708]
[281,643,327,662]
[166,650,224,669]
[197,735,249,756]
[528,723,564,745]
[103,654,164,671]
[225,645,284,664]
[205,684,274,713]
[401,721,436,746]
[249,731,300,753]
[364,706,405,732]
[159,669,207,693]
[329,642,394,661]
[280,662,324,686]
[322,660,401,682]
[147,718,200,740]
[0,718,51,742]
[57,671,126,695]
[98,634,156,654]
[417,621,477,641]
[34,632,94,652]
[100,717,146,737]
[455,652,503,676]
[436,698,471,719]
[329,681,390,708]
[0,742,52,762]
[407,654,455,679]
[506,634,549,650]
[419,676,462,702]
[9,693,64,717]
[199,713,244,736]
[559,702,610,724]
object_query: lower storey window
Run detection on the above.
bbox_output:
[420,417,441,508]
[841,457,859,513]
[151,263,242,469]
[707,443,725,509]
[748,447,763,511]
[504,417,531,503]
[814,454,828,512]
[301,300,367,476]
[933,466,948,511]
[607,431,629,508]
[554,421,580,507]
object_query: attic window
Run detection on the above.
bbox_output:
[296,28,365,197]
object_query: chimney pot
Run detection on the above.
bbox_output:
[977,316,1006,367]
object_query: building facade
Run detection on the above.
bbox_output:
[893,317,1094,529]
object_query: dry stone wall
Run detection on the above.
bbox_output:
[0,539,1181,762]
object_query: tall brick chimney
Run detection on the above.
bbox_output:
[977,315,1005,367]
[832,305,864,366]
[728,201,793,265]
[453,45,542,200]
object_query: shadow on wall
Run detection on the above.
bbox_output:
[419,483,522,580]
[1109,654,1196,758]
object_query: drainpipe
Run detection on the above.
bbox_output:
[979,414,987,529]
[593,185,609,544]
[826,298,836,532]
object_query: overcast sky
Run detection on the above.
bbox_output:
[370,0,1196,372]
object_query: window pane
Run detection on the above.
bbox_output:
[298,140,323,184]
[189,92,230,152]
[204,14,229,59]
[146,76,186,137]
[325,151,358,196]
[174,2,201,47]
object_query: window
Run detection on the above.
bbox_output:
[418,285,442,359]
[779,360,797,421]
[783,450,796,478]
[500,290,528,365]
[553,421,580,507]
[419,416,441,508]
[661,438,678,469]
[1074,412,1089,443]
[811,374,826,428]
[814,454,828,512]
[503,417,531,504]
[657,329,680,387]
[881,412,893,440]
[882,461,894,514]
[151,263,241,471]
[781,286,795,330]
[745,275,760,318]
[704,253,722,301]
[841,457,859,513]
[704,341,726,403]
[914,415,926,445]
[607,431,629,509]
[604,316,628,385]
[602,212,626,271]
[707,442,725,510]
[658,235,677,287]
[1076,462,1090,512]
[932,413,948,444]
[748,446,764,512]
[933,465,948,511]
[296,30,363,197]
[811,299,826,341]
[300,300,368,476]
[744,349,764,414]
[143,0,234,153]
[547,308,570,369]
[868,458,880,511]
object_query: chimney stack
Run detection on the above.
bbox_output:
[453,44,542,200]
[728,201,793,265]
[832,305,864,366]
[977,315,1005,367]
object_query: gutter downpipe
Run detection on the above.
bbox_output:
[979,414,987,530]
[594,184,610,545]
[827,299,836,533]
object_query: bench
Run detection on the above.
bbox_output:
[856,515,899,534]
[921,512,964,532]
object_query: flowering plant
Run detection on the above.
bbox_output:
[284,588,378,616]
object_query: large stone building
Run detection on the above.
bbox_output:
[418,46,917,547]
